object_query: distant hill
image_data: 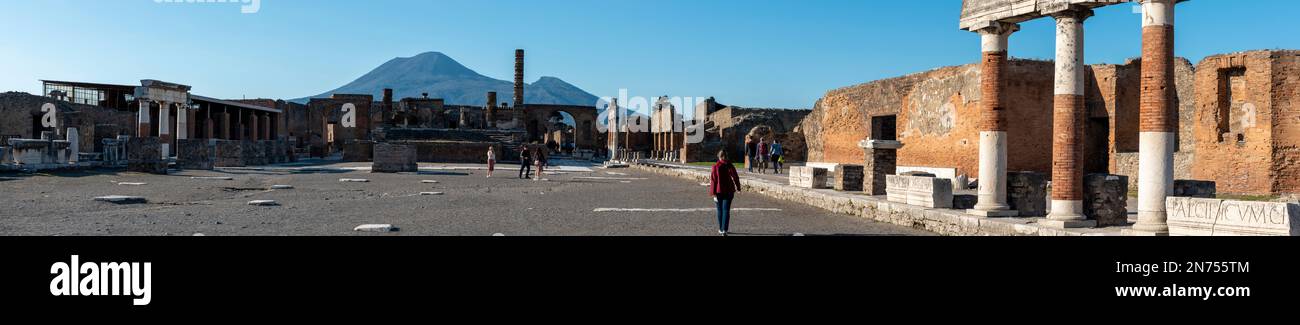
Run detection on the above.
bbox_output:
[292,51,599,107]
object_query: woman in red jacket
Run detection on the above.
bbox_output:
[710,150,742,236]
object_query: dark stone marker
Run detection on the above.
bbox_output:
[1084,174,1129,227]
[1007,171,1047,217]
[126,137,167,174]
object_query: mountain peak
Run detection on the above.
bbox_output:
[294,51,598,106]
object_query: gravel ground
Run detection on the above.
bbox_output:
[0,159,935,236]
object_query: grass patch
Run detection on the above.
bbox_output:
[1216,194,1279,202]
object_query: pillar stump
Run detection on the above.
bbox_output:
[859,140,901,196]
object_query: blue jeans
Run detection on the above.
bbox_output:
[715,193,734,232]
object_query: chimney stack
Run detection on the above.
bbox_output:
[514,49,525,107]
[486,91,498,128]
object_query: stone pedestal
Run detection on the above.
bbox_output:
[372,143,417,173]
[833,165,865,192]
[859,140,901,196]
[127,137,167,174]
[1007,171,1048,217]
[886,175,954,209]
[176,139,213,170]
[789,166,828,189]
[1084,174,1129,227]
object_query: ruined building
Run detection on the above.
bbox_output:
[801,0,1297,234]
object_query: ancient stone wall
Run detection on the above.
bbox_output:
[0,92,136,154]
[1271,51,1300,194]
[805,60,1059,178]
[1192,51,1280,194]
[372,143,417,173]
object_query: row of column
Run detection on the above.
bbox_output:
[137,101,279,158]
[967,0,1177,234]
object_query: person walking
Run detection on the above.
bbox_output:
[756,138,769,174]
[486,145,497,178]
[534,149,547,181]
[518,146,533,179]
[744,136,756,173]
[710,151,742,236]
[770,140,783,174]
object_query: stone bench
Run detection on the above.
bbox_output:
[789,166,828,189]
[886,175,954,209]
[1167,197,1299,236]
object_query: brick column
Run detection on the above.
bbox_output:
[137,100,152,137]
[250,112,260,141]
[486,92,497,128]
[860,140,901,195]
[969,22,1019,217]
[1132,0,1177,235]
[261,114,270,140]
[221,110,231,140]
[1045,8,1095,228]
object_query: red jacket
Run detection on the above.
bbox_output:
[710,160,741,196]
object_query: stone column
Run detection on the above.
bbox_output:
[137,100,152,137]
[486,92,498,128]
[1045,9,1095,228]
[860,140,902,196]
[158,102,171,158]
[66,127,79,163]
[1132,0,1177,235]
[250,112,260,141]
[176,106,189,141]
[263,114,272,140]
[969,22,1019,217]
[221,109,231,140]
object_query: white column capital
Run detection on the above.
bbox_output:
[1142,0,1176,27]
[976,22,1019,53]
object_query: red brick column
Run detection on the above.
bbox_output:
[1046,8,1093,228]
[1132,0,1177,235]
[969,22,1019,217]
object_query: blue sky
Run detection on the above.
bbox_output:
[1,0,1296,109]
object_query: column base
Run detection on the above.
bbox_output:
[967,209,1019,217]
[1040,219,1096,229]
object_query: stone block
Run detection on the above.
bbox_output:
[832,164,865,191]
[214,140,245,167]
[885,175,953,209]
[343,141,374,162]
[126,137,167,174]
[1084,174,1129,227]
[1172,180,1216,198]
[175,139,213,170]
[789,166,828,189]
[372,143,417,173]
[1007,171,1048,217]
[1167,197,1299,236]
